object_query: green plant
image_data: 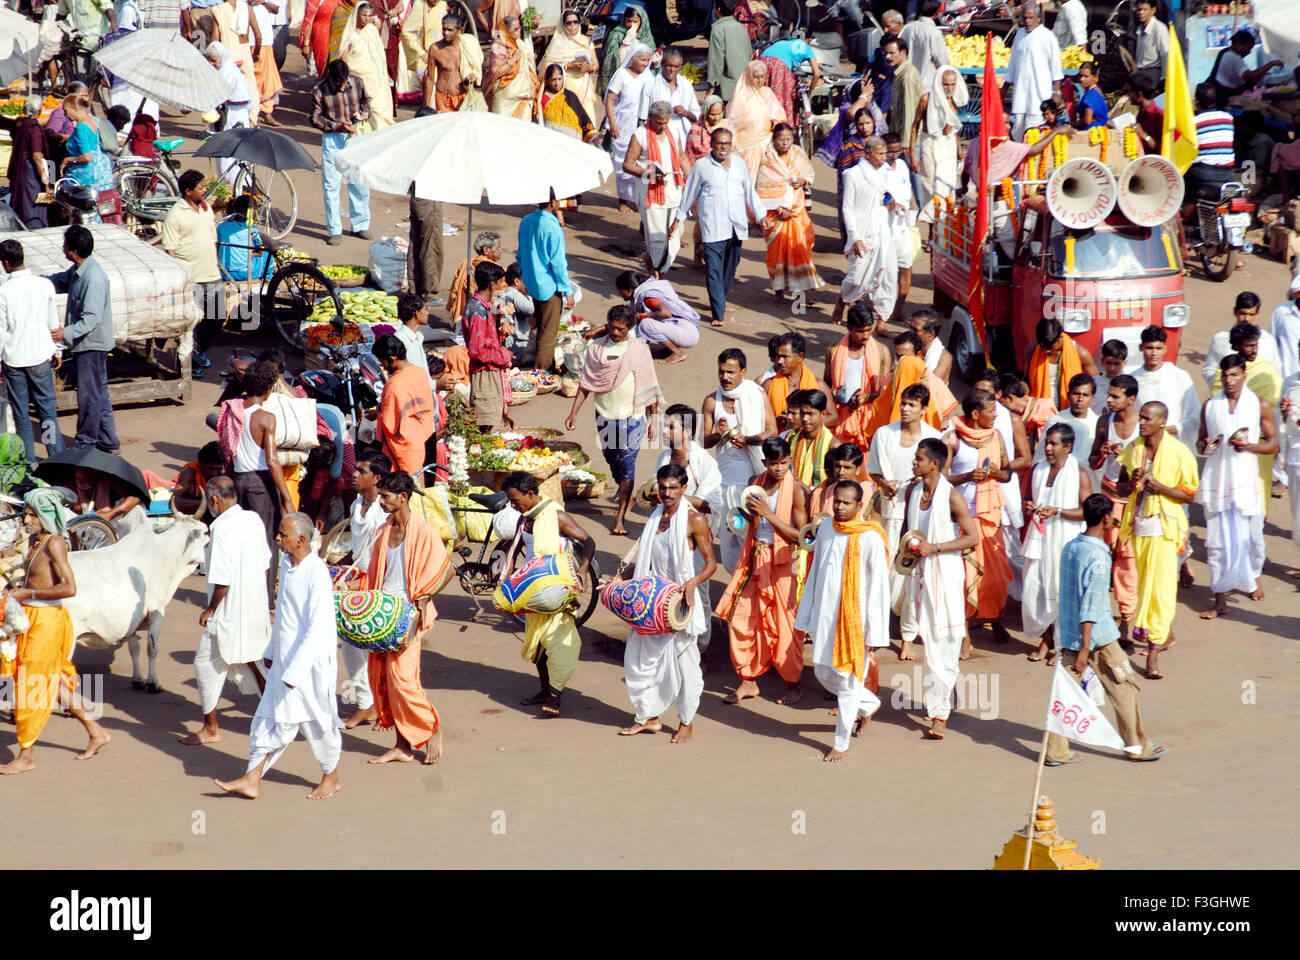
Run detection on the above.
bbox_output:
[520,5,539,34]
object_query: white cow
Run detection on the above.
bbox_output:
[66,516,209,694]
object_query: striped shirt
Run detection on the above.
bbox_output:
[1056,535,1119,652]
[1193,110,1235,167]
[310,76,371,134]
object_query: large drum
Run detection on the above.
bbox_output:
[493,552,579,615]
[334,590,417,653]
[600,576,692,636]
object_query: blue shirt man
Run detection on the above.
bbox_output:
[216,214,269,282]
[516,199,573,374]
[1056,533,1120,653]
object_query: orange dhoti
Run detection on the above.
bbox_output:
[968,512,1011,620]
[718,541,802,682]
[3,605,77,750]
[254,45,283,118]
[368,641,439,749]
[1105,488,1137,619]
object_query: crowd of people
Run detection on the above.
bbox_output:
[4,0,1300,790]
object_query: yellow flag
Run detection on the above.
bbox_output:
[1162,23,1199,174]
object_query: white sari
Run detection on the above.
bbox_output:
[341,12,395,130]
[608,43,653,203]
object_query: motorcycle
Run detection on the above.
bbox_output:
[1182,179,1254,282]
[297,334,386,447]
[51,177,123,226]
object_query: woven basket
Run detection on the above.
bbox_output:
[510,385,538,406]
[516,426,562,440]
[562,480,606,500]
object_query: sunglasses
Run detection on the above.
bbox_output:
[564,17,578,24]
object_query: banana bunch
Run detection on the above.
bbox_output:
[307,289,399,325]
[944,34,1011,69]
[1060,45,1094,70]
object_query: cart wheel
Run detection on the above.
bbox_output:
[67,514,118,551]
[948,320,979,385]
[1202,245,1239,283]
[265,263,343,348]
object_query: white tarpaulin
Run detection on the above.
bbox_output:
[0,224,199,356]
[1254,0,1300,67]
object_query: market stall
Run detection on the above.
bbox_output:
[0,223,198,410]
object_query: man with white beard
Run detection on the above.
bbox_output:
[833,137,899,326]
[700,348,777,570]
[214,513,342,800]
[795,481,889,762]
[180,477,269,747]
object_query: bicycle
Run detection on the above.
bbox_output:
[317,480,601,627]
[116,139,299,244]
[214,239,344,345]
[0,490,118,573]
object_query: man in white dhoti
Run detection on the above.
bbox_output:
[1132,326,1200,442]
[215,513,342,800]
[652,403,724,525]
[623,101,687,274]
[341,451,389,729]
[1196,354,1277,619]
[1004,2,1063,140]
[181,477,270,746]
[795,481,889,762]
[901,438,977,740]
[882,132,915,324]
[619,464,717,743]
[1034,373,1101,489]
[637,47,697,150]
[835,137,899,325]
[866,381,940,653]
[1022,423,1089,663]
[700,348,777,570]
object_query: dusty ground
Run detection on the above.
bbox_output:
[4,42,1299,869]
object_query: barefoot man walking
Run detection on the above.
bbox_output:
[795,481,889,762]
[620,464,717,743]
[181,476,269,746]
[215,513,342,800]
[0,489,111,775]
[365,470,449,765]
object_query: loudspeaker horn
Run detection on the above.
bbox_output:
[1116,154,1185,227]
[1045,157,1118,231]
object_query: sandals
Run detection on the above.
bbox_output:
[1045,754,1082,767]
[1129,743,1168,762]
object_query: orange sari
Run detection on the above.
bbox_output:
[755,143,822,294]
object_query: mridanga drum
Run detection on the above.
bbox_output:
[601,576,692,635]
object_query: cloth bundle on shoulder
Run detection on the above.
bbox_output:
[493,552,579,614]
[262,392,320,466]
[334,589,417,652]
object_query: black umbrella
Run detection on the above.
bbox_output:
[192,127,318,172]
[34,450,151,503]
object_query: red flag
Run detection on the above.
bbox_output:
[967,34,1007,362]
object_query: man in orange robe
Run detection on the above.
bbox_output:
[824,304,892,447]
[864,350,958,440]
[373,333,437,477]
[1025,317,1098,411]
[365,469,450,765]
[766,331,837,434]
[716,436,809,705]
[945,391,1014,646]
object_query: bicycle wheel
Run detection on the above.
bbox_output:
[116,162,179,244]
[575,557,600,627]
[235,165,298,240]
[265,263,343,348]
[67,514,118,551]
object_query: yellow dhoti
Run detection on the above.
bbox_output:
[1132,535,1178,647]
[4,605,77,749]
[522,611,580,692]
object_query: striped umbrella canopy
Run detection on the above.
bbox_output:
[92,28,227,113]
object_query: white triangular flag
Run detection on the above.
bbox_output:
[1045,662,1141,754]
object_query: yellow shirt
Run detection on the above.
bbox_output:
[592,339,637,420]
[160,201,221,283]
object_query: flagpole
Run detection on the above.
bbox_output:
[1022,730,1050,870]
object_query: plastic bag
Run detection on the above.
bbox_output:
[368,237,409,294]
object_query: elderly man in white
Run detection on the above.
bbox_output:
[836,136,899,325]
[1270,275,1300,381]
[637,46,697,150]
[1052,0,1088,50]
[180,477,270,747]
[1005,1,1063,140]
[215,512,342,801]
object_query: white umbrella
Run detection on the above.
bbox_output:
[334,111,614,205]
[0,8,43,86]
[92,28,227,113]
[334,112,613,319]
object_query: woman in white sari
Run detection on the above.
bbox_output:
[726,59,787,183]
[604,43,653,214]
[206,41,253,184]
[340,2,395,130]
[539,8,599,118]
[910,65,967,223]
[484,14,538,119]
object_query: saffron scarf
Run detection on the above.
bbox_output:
[1027,333,1085,409]
[716,472,795,621]
[864,356,956,438]
[832,517,888,680]
[767,363,818,418]
[952,414,1008,522]
[645,126,685,205]
[366,513,451,632]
